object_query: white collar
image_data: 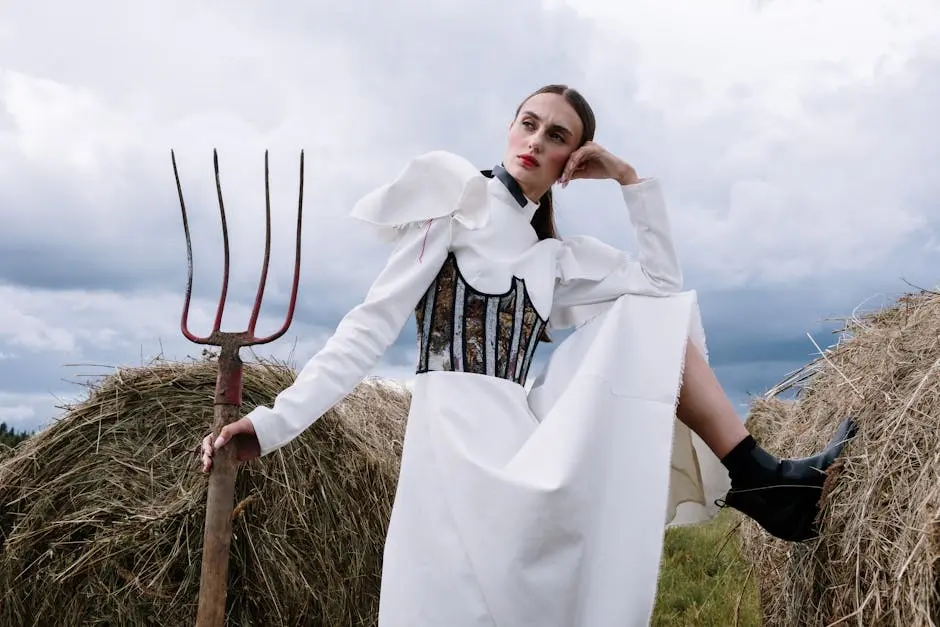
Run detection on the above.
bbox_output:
[488,165,540,222]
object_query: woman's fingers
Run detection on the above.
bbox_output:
[200,418,258,473]
[201,434,214,473]
[214,432,228,450]
[562,143,605,185]
[562,146,588,183]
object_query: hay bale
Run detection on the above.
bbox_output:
[0,358,410,626]
[743,396,794,445]
[738,290,940,626]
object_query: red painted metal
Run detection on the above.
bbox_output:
[170,149,304,627]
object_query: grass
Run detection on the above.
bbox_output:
[652,509,761,626]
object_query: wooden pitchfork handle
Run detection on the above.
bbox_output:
[170,149,304,627]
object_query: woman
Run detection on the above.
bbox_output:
[201,84,854,625]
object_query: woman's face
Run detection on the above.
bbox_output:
[502,92,584,201]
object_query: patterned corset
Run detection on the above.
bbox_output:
[415,253,547,385]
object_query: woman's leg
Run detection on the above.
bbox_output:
[674,338,857,542]
[675,339,748,458]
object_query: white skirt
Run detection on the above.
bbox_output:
[378,291,716,627]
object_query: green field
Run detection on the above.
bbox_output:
[653,510,761,626]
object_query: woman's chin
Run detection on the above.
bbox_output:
[505,162,539,183]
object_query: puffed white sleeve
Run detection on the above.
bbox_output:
[245,150,488,456]
[550,178,683,330]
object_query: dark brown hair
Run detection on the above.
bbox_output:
[514,84,597,241]
[513,85,596,344]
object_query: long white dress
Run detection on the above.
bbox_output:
[245,151,715,626]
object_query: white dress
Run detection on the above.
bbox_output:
[245,151,714,626]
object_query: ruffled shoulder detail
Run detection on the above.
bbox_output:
[549,235,629,331]
[350,150,490,242]
[554,235,626,284]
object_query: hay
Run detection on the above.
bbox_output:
[743,397,794,446]
[738,290,940,626]
[0,358,410,626]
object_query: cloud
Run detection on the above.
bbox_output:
[1,0,939,433]
[562,0,940,289]
[0,392,61,431]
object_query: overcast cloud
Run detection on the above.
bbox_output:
[1,0,939,433]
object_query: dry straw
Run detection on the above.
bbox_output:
[0,358,410,626]
[738,290,940,626]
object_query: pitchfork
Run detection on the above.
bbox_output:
[170,149,304,627]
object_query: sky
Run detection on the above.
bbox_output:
[1,0,939,433]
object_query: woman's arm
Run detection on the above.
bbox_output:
[201,150,489,468]
[554,176,682,304]
[246,217,451,456]
[550,143,683,330]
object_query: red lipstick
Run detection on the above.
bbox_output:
[518,154,539,168]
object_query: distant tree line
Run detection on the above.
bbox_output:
[0,422,32,447]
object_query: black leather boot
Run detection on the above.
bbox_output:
[718,416,857,542]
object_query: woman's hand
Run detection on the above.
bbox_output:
[200,417,262,473]
[559,141,639,187]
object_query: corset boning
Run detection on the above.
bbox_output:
[415,253,547,385]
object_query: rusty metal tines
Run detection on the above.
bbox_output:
[170,148,304,627]
[171,149,304,348]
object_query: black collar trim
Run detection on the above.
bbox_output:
[482,163,529,208]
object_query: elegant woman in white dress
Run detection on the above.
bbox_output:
[201,84,855,626]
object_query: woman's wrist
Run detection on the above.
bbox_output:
[616,163,640,186]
